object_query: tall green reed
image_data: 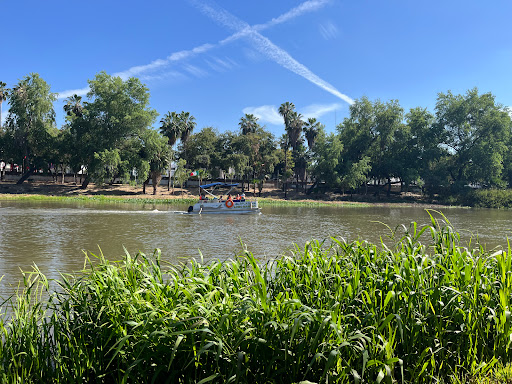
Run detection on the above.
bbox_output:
[1,212,511,383]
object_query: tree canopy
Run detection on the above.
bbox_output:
[1,73,511,198]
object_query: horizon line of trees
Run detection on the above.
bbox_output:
[1,72,511,196]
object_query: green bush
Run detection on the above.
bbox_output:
[462,189,512,208]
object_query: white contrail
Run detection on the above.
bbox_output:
[255,0,331,31]
[192,0,353,105]
[246,30,353,104]
[56,0,351,103]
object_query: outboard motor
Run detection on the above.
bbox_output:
[187,206,194,213]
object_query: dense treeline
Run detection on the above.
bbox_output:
[1,72,511,198]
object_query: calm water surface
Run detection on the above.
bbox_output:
[1,200,512,297]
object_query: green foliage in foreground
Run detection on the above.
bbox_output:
[2,213,512,383]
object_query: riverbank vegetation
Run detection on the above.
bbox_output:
[1,73,512,208]
[1,214,512,383]
[0,191,371,209]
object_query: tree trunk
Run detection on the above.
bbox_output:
[167,165,171,191]
[61,164,65,184]
[81,174,90,189]
[16,168,34,184]
[387,177,391,197]
[284,148,288,199]
[152,171,162,195]
[142,176,150,194]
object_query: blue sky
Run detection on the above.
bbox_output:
[3,0,512,136]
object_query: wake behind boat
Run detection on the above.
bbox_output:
[187,182,261,214]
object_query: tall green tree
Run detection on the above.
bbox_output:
[403,107,445,193]
[69,71,157,188]
[339,97,404,196]
[310,128,344,189]
[435,88,511,189]
[180,126,219,176]
[4,73,57,184]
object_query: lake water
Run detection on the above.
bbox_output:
[1,200,511,297]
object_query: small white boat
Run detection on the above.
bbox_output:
[187,182,261,214]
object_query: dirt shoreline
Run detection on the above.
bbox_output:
[0,180,446,208]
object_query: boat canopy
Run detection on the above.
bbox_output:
[200,182,239,189]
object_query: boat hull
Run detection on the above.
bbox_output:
[188,200,261,214]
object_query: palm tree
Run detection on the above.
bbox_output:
[159,111,181,192]
[63,94,84,118]
[278,101,295,129]
[239,113,259,135]
[159,111,196,191]
[303,117,321,149]
[179,111,196,143]
[278,102,296,199]
[287,111,304,150]
[159,111,181,146]
[302,118,322,193]
[0,82,8,130]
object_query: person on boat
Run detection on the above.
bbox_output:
[236,194,240,201]
[241,193,246,201]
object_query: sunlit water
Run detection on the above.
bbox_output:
[1,200,512,297]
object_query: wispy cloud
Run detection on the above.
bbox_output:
[57,87,89,99]
[243,105,283,125]
[183,64,208,78]
[301,103,342,119]
[205,57,237,72]
[319,21,338,40]
[244,102,343,126]
[139,70,188,83]
[194,1,353,105]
